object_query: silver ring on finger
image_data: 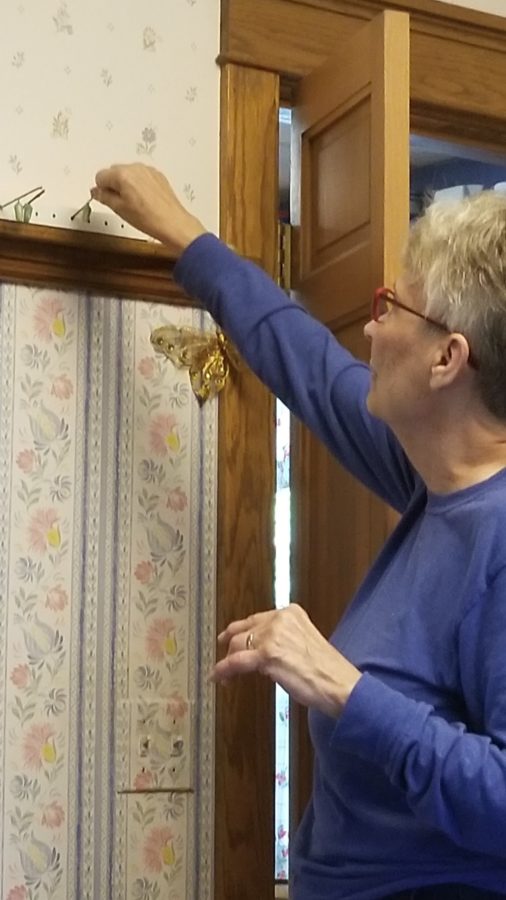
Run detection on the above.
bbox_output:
[246,632,255,651]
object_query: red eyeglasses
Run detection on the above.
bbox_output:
[372,287,478,368]
[372,287,448,329]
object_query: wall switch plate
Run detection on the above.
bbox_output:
[116,696,194,792]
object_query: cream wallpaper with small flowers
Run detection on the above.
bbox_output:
[0,2,220,898]
[0,0,219,236]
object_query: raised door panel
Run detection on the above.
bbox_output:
[301,100,372,326]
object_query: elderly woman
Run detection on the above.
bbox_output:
[92,164,506,900]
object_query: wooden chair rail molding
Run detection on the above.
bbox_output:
[220,0,506,117]
[0,219,191,305]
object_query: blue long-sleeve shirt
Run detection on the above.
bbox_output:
[175,234,506,898]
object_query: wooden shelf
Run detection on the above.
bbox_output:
[0,219,192,305]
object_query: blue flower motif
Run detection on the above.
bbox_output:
[22,616,63,664]
[146,515,183,562]
[44,687,66,716]
[134,665,162,691]
[10,774,34,800]
[138,459,159,483]
[132,878,160,900]
[28,403,68,448]
[20,344,50,370]
[15,557,44,583]
[49,474,72,501]
[18,833,53,879]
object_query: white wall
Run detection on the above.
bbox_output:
[439,0,506,15]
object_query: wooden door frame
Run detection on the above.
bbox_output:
[214,64,279,900]
[217,1,506,896]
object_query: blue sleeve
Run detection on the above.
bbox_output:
[174,234,417,513]
[333,567,506,859]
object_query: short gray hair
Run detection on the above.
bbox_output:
[403,190,506,420]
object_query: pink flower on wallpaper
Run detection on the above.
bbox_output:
[142,826,176,872]
[10,664,30,689]
[138,356,156,378]
[6,886,28,900]
[16,449,37,474]
[134,769,154,790]
[166,692,188,721]
[149,413,181,457]
[134,560,155,585]
[46,585,68,611]
[145,617,177,661]
[33,297,66,342]
[41,800,65,828]
[276,770,288,787]
[23,723,57,770]
[51,373,73,399]
[28,508,61,554]
[166,486,188,512]
[277,825,287,839]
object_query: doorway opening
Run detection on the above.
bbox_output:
[274,106,292,891]
[410,133,506,216]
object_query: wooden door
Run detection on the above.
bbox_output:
[289,9,410,824]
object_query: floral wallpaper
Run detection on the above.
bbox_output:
[0,0,219,236]
[0,285,217,900]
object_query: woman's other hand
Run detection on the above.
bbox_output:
[211,604,362,717]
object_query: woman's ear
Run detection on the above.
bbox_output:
[429,333,471,390]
